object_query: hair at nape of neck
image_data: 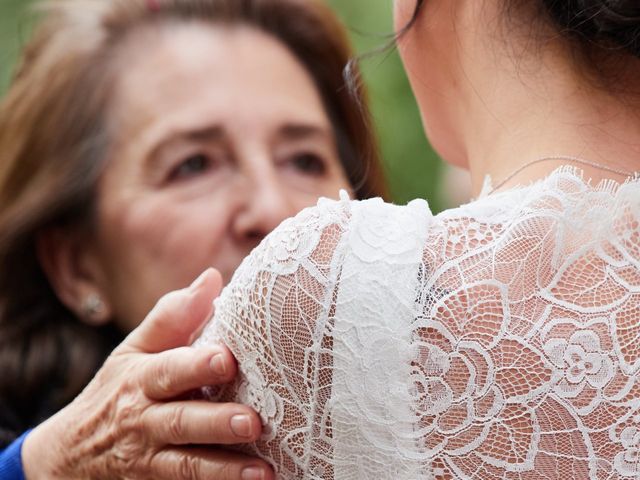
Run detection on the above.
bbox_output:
[540,0,640,58]
[497,0,640,93]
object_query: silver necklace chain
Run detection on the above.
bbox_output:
[489,155,637,194]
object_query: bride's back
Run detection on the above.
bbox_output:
[420,168,640,478]
[196,167,640,479]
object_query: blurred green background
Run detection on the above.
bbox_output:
[0,0,448,210]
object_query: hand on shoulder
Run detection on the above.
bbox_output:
[22,269,273,480]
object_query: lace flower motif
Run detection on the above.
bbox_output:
[257,207,325,275]
[544,330,615,398]
[411,338,504,440]
[235,352,284,442]
[411,322,551,472]
[349,198,430,264]
[615,423,640,477]
[262,220,320,274]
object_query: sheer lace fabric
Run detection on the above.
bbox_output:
[195,167,640,479]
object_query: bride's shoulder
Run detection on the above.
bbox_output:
[286,191,435,227]
[231,193,438,279]
[257,191,516,271]
[268,191,437,244]
[295,192,437,244]
[240,182,601,283]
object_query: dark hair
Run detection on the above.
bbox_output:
[411,0,640,59]
[541,0,640,59]
[410,0,640,78]
[0,0,386,446]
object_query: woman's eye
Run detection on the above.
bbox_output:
[169,153,212,181]
[290,153,327,176]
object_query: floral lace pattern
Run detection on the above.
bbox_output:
[195,168,640,479]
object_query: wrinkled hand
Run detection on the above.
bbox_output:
[22,269,273,480]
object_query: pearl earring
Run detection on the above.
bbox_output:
[82,293,106,322]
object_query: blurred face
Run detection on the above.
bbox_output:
[88,23,350,331]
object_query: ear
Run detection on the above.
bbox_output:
[36,227,112,326]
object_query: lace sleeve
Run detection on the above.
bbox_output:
[194,193,434,479]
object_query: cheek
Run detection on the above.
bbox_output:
[288,176,351,212]
[97,192,233,323]
[119,197,229,272]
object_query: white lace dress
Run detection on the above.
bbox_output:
[195,167,640,479]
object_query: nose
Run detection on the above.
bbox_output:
[232,171,297,245]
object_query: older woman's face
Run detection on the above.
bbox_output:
[89,24,351,331]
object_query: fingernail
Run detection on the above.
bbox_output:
[210,353,227,376]
[241,467,265,480]
[230,414,253,438]
[189,269,210,292]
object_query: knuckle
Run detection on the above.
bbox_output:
[87,394,148,477]
[176,453,201,480]
[153,355,176,397]
[112,430,146,471]
[139,449,164,479]
[155,291,177,310]
[159,289,190,314]
[168,404,187,442]
[113,390,143,430]
[150,297,171,322]
[152,291,192,336]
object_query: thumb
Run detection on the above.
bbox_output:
[121,268,222,354]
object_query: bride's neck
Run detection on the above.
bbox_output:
[453,28,640,195]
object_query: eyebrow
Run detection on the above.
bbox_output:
[277,123,333,141]
[145,122,332,170]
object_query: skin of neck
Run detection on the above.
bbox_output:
[399,0,640,196]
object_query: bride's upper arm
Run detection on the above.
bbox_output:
[194,195,354,475]
[194,194,434,478]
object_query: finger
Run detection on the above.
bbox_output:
[143,401,263,445]
[124,268,222,354]
[150,447,274,480]
[142,345,237,400]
